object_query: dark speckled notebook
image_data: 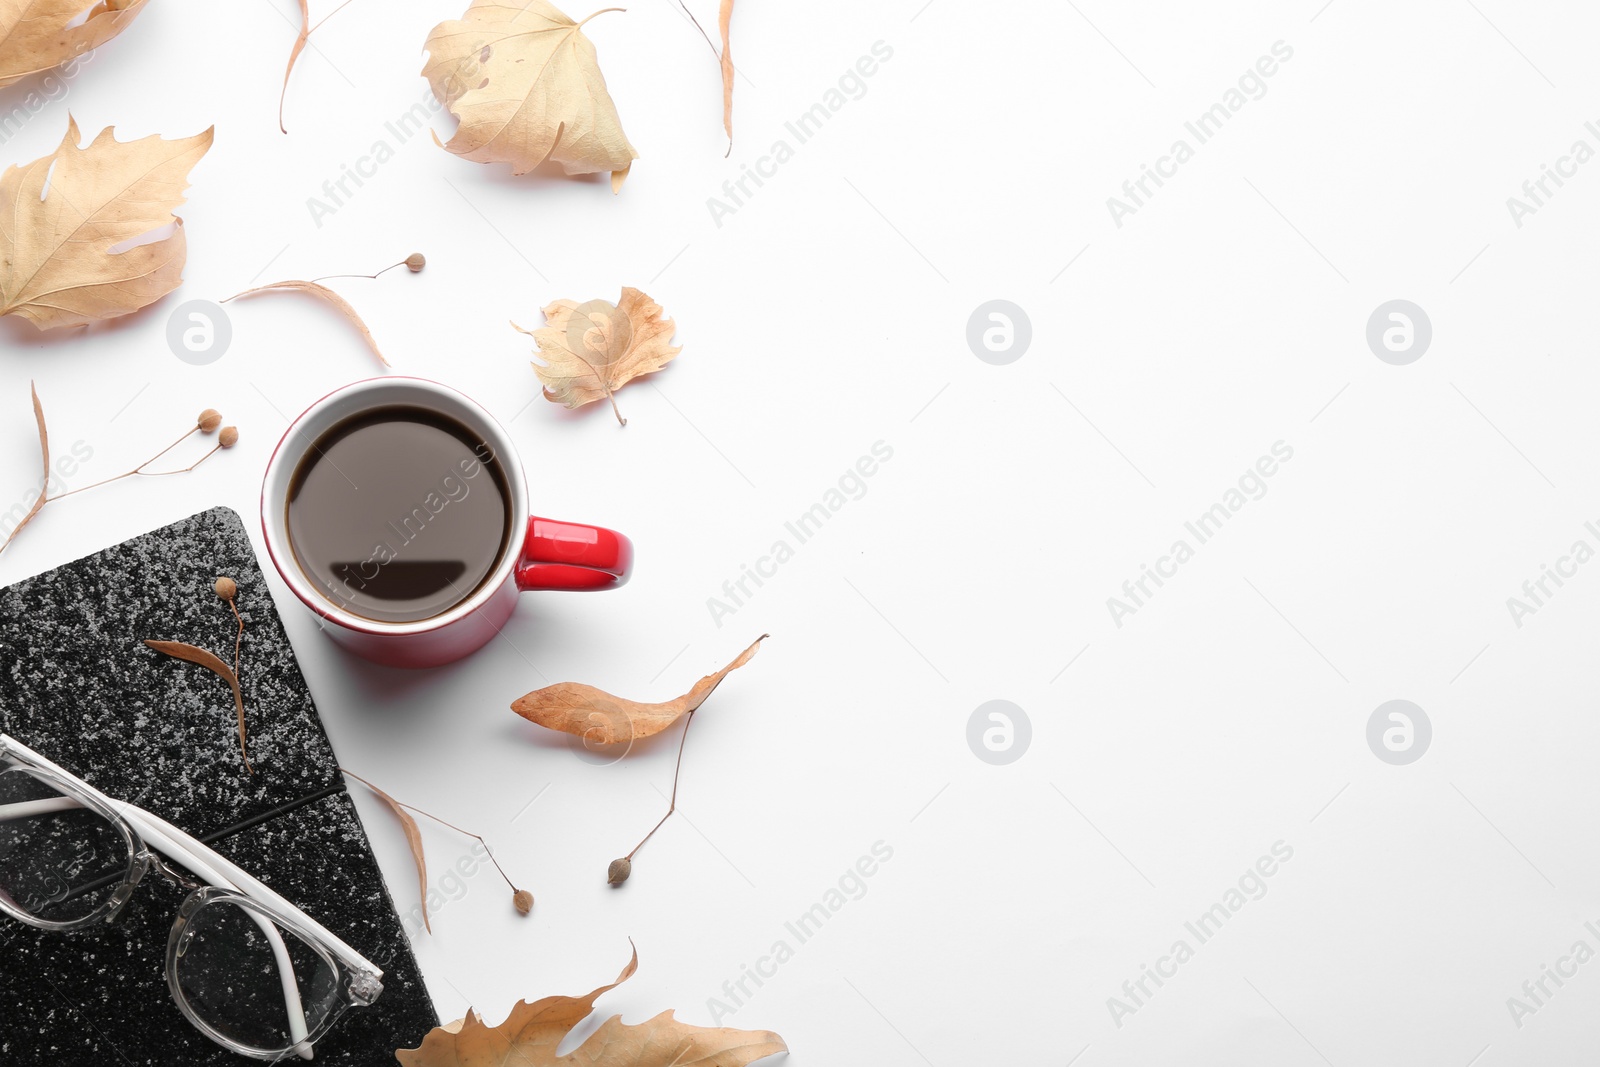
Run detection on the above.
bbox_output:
[0,507,437,1065]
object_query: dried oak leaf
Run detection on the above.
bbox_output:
[512,287,679,426]
[143,640,252,774]
[396,945,786,1067]
[513,635,765,745]
[421,0,638,190]
[0,116,212,330]
[0,0,150,89]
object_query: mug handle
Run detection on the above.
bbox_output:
[515,517,633,592]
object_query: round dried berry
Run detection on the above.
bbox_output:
[214,577,237,600]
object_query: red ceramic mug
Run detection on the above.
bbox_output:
[261,377,632,668]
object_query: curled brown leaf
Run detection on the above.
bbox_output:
[395,944,786,1067]
[512,635,766,744]
[341,769,431,933]
[280,0,309,133]
[143,640,253,774]
[223,280,391,367]
[719,0,735,150]
[0,382,49,558]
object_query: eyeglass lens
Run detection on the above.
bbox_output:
[172,897,343,1055]
[0,766,129,925]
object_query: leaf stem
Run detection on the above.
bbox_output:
[137,444,222,476]
[226,598,243,680]
[571,350,627,427]
[625,709,696,862]
[671,0,719,59]
[340,768,525,895]
[39,470,132,502]
[307,0,360,35]
[309,259,409,283]
[46,424,202,502]
[576,7,627,29]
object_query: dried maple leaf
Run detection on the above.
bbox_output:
[513,635,765,744]
[396,945,786,1067]
[0,116,212,330]
[512,287,679,426]
[0,0,149,89]
[143,640,252,774]
[421,0,638,189]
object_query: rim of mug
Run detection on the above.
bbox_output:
[259,376,529,638]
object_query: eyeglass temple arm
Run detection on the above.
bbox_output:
[113,801,316,1055]
[0,742,380,977]
[0,796,316,1059]
[0,744,383,1061]
[111,800,376,971]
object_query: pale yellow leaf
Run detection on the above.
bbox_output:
[0,116,212,330]
[512,635,765,745]
[422,0,638,187]
[0,0,149,89]
[512,287,679,425]
[396,945,786,1067]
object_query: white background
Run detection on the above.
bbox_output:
[4,0,1600,1063]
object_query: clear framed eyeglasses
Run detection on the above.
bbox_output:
[0,734,383,1062]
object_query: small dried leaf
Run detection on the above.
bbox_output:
[222,280,390,366]
[719,0,735,146]
[279,0,310,133]
[395,945,786,1067]
[512,635,766,744]
[1,382,51,557]
[514,287,679,425]
[342,770,431,933]
[143,640,252,774]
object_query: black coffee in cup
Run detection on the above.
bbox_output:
[285,406,512,623]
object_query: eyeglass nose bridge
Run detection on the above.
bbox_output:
[146,851,202,892]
